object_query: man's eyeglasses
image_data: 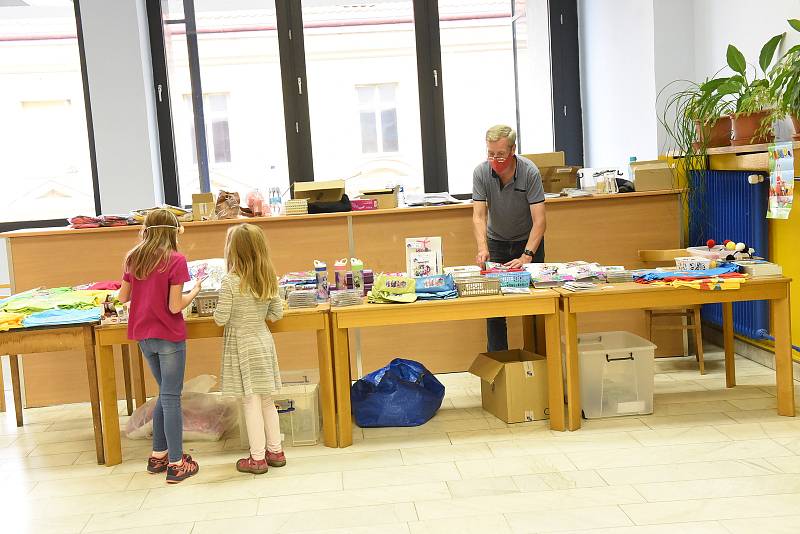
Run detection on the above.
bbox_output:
[487,154,509,162]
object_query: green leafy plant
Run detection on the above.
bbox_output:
[770,19,800,119]
[722,32,786,115]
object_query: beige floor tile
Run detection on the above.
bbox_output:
[771,436,800,455]
[765,456,800,473]
[8,490,147,519]
[532,470,608,490]
[714,422,769,440]
[456,453,576,479]
[446,476,519,498]
[0,421,52,437]
[635,473,800,502]
[727,397,778,410]
[0,442,37,459]
[84,499,258,532]
[724,409,795,424]
[343,462,460,489]
[263,449,403,477]
[628,426,732,447]
[597,459,780,486]
[556,521,730,534]
[760,420,800,438]
[28,439,98,456]
[256,481,450,514]
[504,506,633,532]
[721,514,800,533]
[568,439,792,470]
[621,493,800,524]
[29,473,134,498]
[654,386,773,404]
[652,400,738,416]
[0,452,81,470]
[572,417,651,433]
[86,526,195,534]
[401,443,493,465]
[127,462,254,490]
[447,428,515,444]
[408,514,511,534]
[299,525,410,534]
[640,412,739,429]
[1,513,91,534]
[415,485,644,520]
[488,439,562,457]
[342,433,452,454]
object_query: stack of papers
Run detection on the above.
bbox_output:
[404,192,463,206]
[562,281,598,292]
[330,290,362,307]
[287,290,317,308]
[501,287,531,295]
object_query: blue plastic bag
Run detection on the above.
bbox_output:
[351,358,445,427]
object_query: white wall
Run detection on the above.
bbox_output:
[578,0,658,168]
[80,0,162,214]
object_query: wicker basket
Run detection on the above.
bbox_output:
[285,199,309,216]
[485,271,531,288]
[194,291,219,317]
[455,276,501,297]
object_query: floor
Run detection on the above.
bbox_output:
[3,347,800,534]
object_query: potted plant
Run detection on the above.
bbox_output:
[660,76,734,152]
[722,32,786,146]
[770,19,800,140]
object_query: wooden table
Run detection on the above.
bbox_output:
[557,278,795,430]
[330,291,564,447]
[0,323,104,463]
[94,306,336,466]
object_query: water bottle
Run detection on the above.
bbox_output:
[351,258,364,295]
[334,258,348,291]
[628,156,637,182]
[314,260,329,302]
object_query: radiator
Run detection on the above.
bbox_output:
[689,170,769,339]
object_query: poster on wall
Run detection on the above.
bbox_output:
[767,142,795,220]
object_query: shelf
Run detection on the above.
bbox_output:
[705,141,800,156]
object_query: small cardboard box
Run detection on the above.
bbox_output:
[468,349,549,423]
[521,151,565,168]
[360,186,399,209]
[539,165,580,193]
[293,179,346,203]
[631,160,675,191]
[191,193,216,221]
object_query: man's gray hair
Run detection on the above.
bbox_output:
[485,124,516,147]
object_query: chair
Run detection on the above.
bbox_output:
[638,249,705,374]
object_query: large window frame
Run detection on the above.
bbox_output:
[148,0,582,201]
[0,0,101,233]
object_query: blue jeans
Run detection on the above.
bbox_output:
[139,339,186,463]
[486,238,545,352]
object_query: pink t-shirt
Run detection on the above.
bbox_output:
[123,252,190,342]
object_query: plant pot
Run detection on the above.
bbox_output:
[691,116,732,150]
[730,110,774,146]
[791,114,800,141]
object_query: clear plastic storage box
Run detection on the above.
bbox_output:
[238,383,322,448]
[573,331,656,419]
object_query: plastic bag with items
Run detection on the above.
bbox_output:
[125,375,237,441]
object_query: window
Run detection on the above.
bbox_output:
[184,93,231,164]
[357,84,399,154]
[0,2,97,226]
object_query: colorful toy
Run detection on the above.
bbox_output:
[725,241,736,251]
[706,239,716,249]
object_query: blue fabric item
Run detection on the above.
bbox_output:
[22,307,101,328]
[416,290,458,300]
[351,358,445,427]
[634,263,739,282]
[415,274,455,293]
[140,339,187,463]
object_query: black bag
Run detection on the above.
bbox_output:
[307,194,352,214]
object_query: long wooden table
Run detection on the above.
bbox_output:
[0,323,104,464]
[557,278,795,430]
[94,306,336,466]
[330,291,564,447]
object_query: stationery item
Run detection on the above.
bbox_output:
[334,258,348,291]
[314,260,329,302]
[288,290,318,308]
[444,265,481,279]
[415,274,455,294]
[405,237,443,277]
[351,258,365,295]
[767,142,794,219]
[562,281,598,292]
[733,260,782,277]
[183,259,226,293]
[500,287,531,295]
[330,289,362,307]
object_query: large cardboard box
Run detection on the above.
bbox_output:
[632,160,675,191]
[360,186,400,209]
[520,151,565,168]
[191,193,216,221]
[293,179,346,203]
[468,349,549,423]
[539,166,580,193]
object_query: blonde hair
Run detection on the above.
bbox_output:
[124,209,181,280]
[486,124,517,148]
[225,224,278,300]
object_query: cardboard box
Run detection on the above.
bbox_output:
[293,179,346,203]
[468,349,549,423]
[360,186,399,209]
[539,165,580,193]
[521,151,565,168]
[631,160,675,191]
[191,193,216,221]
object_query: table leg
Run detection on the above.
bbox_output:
[9,354,22,427]
[96,340,122,466]
[317,316,338,448]
[331,320,352,447]
[544,313,565,431]
[771,291,795,417]
[722,302,736,388]
[563,306,581,431]
[83,327,105,465]
[130,344,146,408]
[0,356,5,413]
[522,316,535,352]
[121,345,134,416]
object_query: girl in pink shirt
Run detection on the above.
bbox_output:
[118,209,202,484]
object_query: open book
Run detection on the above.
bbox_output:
[183,258,226,293]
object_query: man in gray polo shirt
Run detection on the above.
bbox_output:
[473,124,546,352]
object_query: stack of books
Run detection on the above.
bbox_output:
[605,270,634,284]
[287,290,318,308]
[562,281,598,292]
[734,260,782,277]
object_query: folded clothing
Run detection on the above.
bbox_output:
[0,312,25,331]
[22,308,101,327]
[651,277,746,291]
[416,290,458,300]
[635,264,740,283]
[2,289,110,314]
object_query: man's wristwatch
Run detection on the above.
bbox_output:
[523,249,535,258]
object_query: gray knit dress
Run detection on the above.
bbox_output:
[214,273,283,396]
